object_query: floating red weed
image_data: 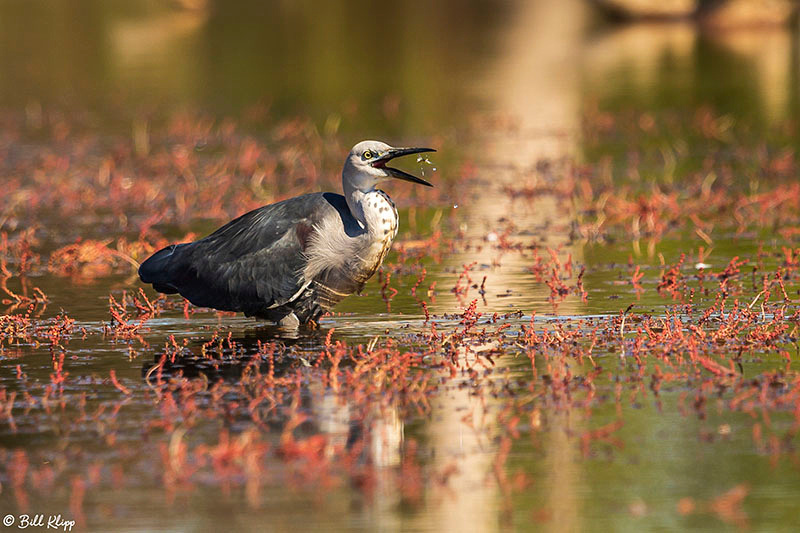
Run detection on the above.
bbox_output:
[109,369,132,395]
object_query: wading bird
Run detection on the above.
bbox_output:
[138,140,434,326]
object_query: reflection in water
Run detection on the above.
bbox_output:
[108,9,208,102]
[705,28,794,123]
[426,1,588,530]
[583,22,697,95]
[144,326,406,525]
[583,19,798,127]
[1,1,800,531]
[311,381,405,526]
[486,3,586,531]
[0,1,509,135]
[140,325,320,381]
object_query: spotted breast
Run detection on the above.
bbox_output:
[350,188,398,285]
[297,188,399,316]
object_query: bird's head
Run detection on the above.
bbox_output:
[343,140,435,192]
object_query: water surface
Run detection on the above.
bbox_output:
[1,2,800,532]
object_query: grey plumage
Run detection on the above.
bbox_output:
[138,140,434,325]
[140,193,357,322]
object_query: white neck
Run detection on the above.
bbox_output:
[343,181,398,240]
[344,180,370,228]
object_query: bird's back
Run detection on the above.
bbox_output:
[139,192,371,323]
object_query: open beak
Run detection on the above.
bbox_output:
[371,147,435,187]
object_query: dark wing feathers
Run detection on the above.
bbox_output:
[139,192,342,315]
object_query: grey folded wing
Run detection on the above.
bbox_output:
[139,192,348,315]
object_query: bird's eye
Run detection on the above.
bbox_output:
[363,150,373,160]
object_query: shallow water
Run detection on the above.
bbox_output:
[2,2,800,532]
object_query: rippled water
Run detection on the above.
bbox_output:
[2,1,800,532]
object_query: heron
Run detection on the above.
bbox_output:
[138,140,434,327]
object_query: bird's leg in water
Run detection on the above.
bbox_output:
[278,313,300,328]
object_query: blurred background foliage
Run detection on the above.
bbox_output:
[0,0,795,139]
